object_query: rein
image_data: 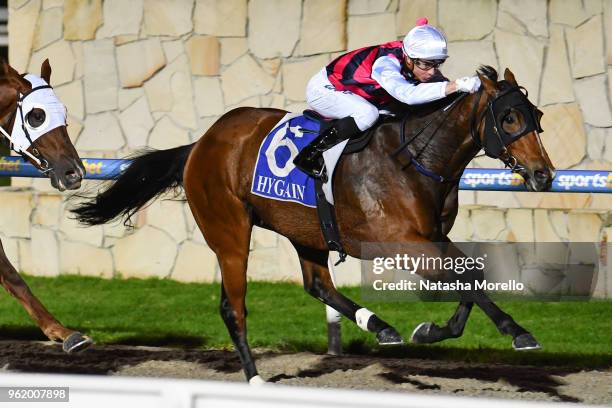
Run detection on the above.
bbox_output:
[390,92,469,183]
[390,81,539,184]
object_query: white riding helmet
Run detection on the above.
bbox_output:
[402,18,449,60]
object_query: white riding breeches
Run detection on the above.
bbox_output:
[306,68,380,131]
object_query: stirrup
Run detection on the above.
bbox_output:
[293,119,352,180]
[295,158,327,181]
[314,165,328,183]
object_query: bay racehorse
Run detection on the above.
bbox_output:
[0,60,91,353]
[72,67,554,384]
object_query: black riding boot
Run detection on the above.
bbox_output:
[293,116,361,181]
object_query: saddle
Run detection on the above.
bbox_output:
[303,110,382,154]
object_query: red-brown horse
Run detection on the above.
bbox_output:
[73,67,554,384]
[0,60,90,352]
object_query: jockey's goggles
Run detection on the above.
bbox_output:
[411,58,445,70]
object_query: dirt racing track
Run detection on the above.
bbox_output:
[0,341,610,405]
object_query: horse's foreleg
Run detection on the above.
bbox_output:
[411,301,473,344]
[411,233,476,344]
[295,244,404,345]
[474,292,541,350]
[0,239,91,352]
[412,282,539,349]
[407,235,540,349]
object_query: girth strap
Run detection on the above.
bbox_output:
[314,179,347,265]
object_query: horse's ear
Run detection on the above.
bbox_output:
[1,61,29,92]
[41,59,52,84]
[503,68,518,86]
[478,74,497,96]
[6,61,19,76]
[0,60,18,77]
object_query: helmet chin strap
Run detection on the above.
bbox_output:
[0,124,42,167]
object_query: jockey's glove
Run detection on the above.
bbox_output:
[455,76,482,93]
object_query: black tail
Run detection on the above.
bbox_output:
[71,144,195,226]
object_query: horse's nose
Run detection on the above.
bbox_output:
[65,168,82,186]
[534,168,552,182]
[534,168,554,190]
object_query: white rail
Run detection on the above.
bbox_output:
[0,372,602,408]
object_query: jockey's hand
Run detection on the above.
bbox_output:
[455,76,481,93]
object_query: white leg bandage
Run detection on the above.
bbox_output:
[249,375,266,386]
[326,305,341,324]
[355,308,375,332]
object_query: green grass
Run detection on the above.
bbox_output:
[0,275,611,368]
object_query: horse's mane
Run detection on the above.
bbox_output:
[476,65,498,82]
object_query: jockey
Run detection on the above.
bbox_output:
[293,18,481,180]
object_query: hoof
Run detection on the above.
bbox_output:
[249,375,266,386]
[410,322,441,344]
[512,333,541,351]
[63,332,93,354]
[376,327,404,345]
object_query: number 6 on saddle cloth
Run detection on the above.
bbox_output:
[252,111,370,262]
[251,111,363,208]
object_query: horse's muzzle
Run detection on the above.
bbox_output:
[49,161,85,191]
[524,167,555,192]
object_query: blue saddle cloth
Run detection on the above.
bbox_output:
[251,113,323,208]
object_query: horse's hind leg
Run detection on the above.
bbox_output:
[295,243,403,345]
[411,301,473,344]
[211,228,261,383]
[185,184,261,383]
[213,228,261,383]
[219,268,259,381]
[0,239,91,352]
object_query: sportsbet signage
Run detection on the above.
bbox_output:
[0,157,611,194]
[460,168,612,193]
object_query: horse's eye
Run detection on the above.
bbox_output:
[503,115,515,125]
[26,108,46,128]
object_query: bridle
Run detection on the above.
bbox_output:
[468,82,543,175]
[391,80,543,183]
[0,83,57,174]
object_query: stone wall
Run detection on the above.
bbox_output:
[4,0,612,285]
